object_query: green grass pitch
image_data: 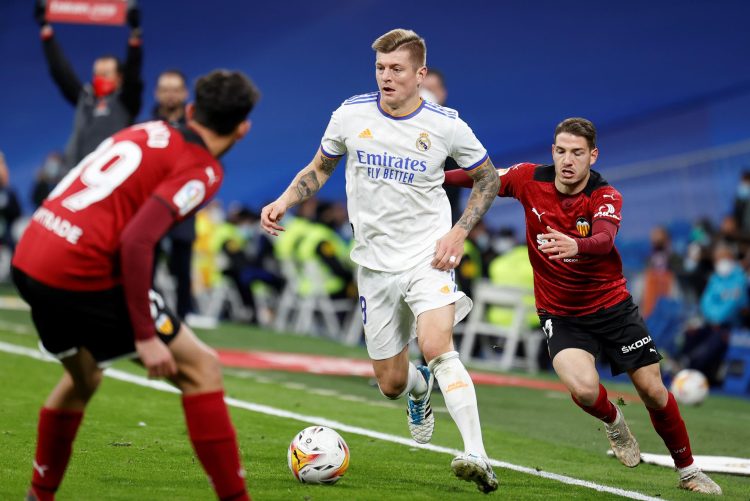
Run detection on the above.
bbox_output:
[0,308,749,500]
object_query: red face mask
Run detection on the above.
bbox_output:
[92,75,117,98]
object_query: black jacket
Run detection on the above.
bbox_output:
[43,34,143,168]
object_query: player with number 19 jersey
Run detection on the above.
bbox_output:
[13,121,222,291]
[321,93,488,272]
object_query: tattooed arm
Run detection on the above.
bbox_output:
[260,148,341,236]
[456,158,500,233]
[432,157,499,270]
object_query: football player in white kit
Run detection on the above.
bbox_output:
[261,28,500,493]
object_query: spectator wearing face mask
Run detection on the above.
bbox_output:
[213,207,283,323]
[679,219,717,304]
[716,214,750,266]
[639,226,683,318]
[701,242,748,328]
[295,201,355,301]
[489,227,517,260]
[678,241,749,385]
[35,0,143,170]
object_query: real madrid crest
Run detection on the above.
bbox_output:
[416,132,431,152]
[576,217,591,237]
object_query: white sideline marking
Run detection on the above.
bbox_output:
[0,341,665,501]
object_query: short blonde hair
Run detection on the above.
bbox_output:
[371,28,426,69]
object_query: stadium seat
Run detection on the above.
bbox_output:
[645,297,687,357]
[291,261,363,345]
[458,280,541,372]
[666,219,693,255]
[722,328,750,396]
[273,259,304,332]
[201,277,253,323]
[0,246,11,283]
[618,238,652,277]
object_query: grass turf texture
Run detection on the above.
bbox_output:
[0,308,749,500]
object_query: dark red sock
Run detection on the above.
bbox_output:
[572,384,618,424]
[647,392,694,468]
[182,391,250,501]
[30,407,84,501]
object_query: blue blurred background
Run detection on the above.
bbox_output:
[2,0,750,239]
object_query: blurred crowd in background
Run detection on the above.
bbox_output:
[2,151,750,389]
[1,2,748,393]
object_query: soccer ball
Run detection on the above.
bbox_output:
[670,369,709,405]
[288,426,350,484]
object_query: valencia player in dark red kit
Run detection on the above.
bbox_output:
[444,118,721,495]
[12,70,260,501]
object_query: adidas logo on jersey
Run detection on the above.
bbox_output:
[358,128,373,139]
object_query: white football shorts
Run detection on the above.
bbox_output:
[356,258,472,360]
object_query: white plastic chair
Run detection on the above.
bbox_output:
[459,280,541,372]
[293,261,361,343]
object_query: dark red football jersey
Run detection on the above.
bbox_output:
[499,163,630,316]
[13,121,223,290]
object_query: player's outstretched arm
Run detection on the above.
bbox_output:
[433,157,500,270]
[260,148,341,236]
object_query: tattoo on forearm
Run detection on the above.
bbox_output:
[457,159,499,232]
[319,154,340,176]
[286,154,339,206]
[293,171,320,203]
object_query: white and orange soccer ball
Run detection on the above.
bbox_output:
[670,369,709,405]
[288,426,350,484]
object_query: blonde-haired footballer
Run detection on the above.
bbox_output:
[262,28,500,492]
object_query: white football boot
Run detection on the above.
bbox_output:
[679,466,722,495]
[451,453,499,493]
[605,407,641,467]
[406,365,434,444]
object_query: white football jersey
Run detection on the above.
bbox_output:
[321,92,488,272]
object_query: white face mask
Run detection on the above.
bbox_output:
[715,258,735,277]
[492,237,516,255]
[238,224,255,240]
[474,233,490,252]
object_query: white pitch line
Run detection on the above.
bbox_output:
[0,341,665,501]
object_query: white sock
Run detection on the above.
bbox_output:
[378,362,427,400]
[678,463,699,479]
[429,351,487,457]
[407,362,428,399]
[605,407,623,428]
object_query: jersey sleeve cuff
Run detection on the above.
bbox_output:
[320,145,345,159]
[462,152,489,171]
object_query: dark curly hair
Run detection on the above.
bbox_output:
[193,70,260,136]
